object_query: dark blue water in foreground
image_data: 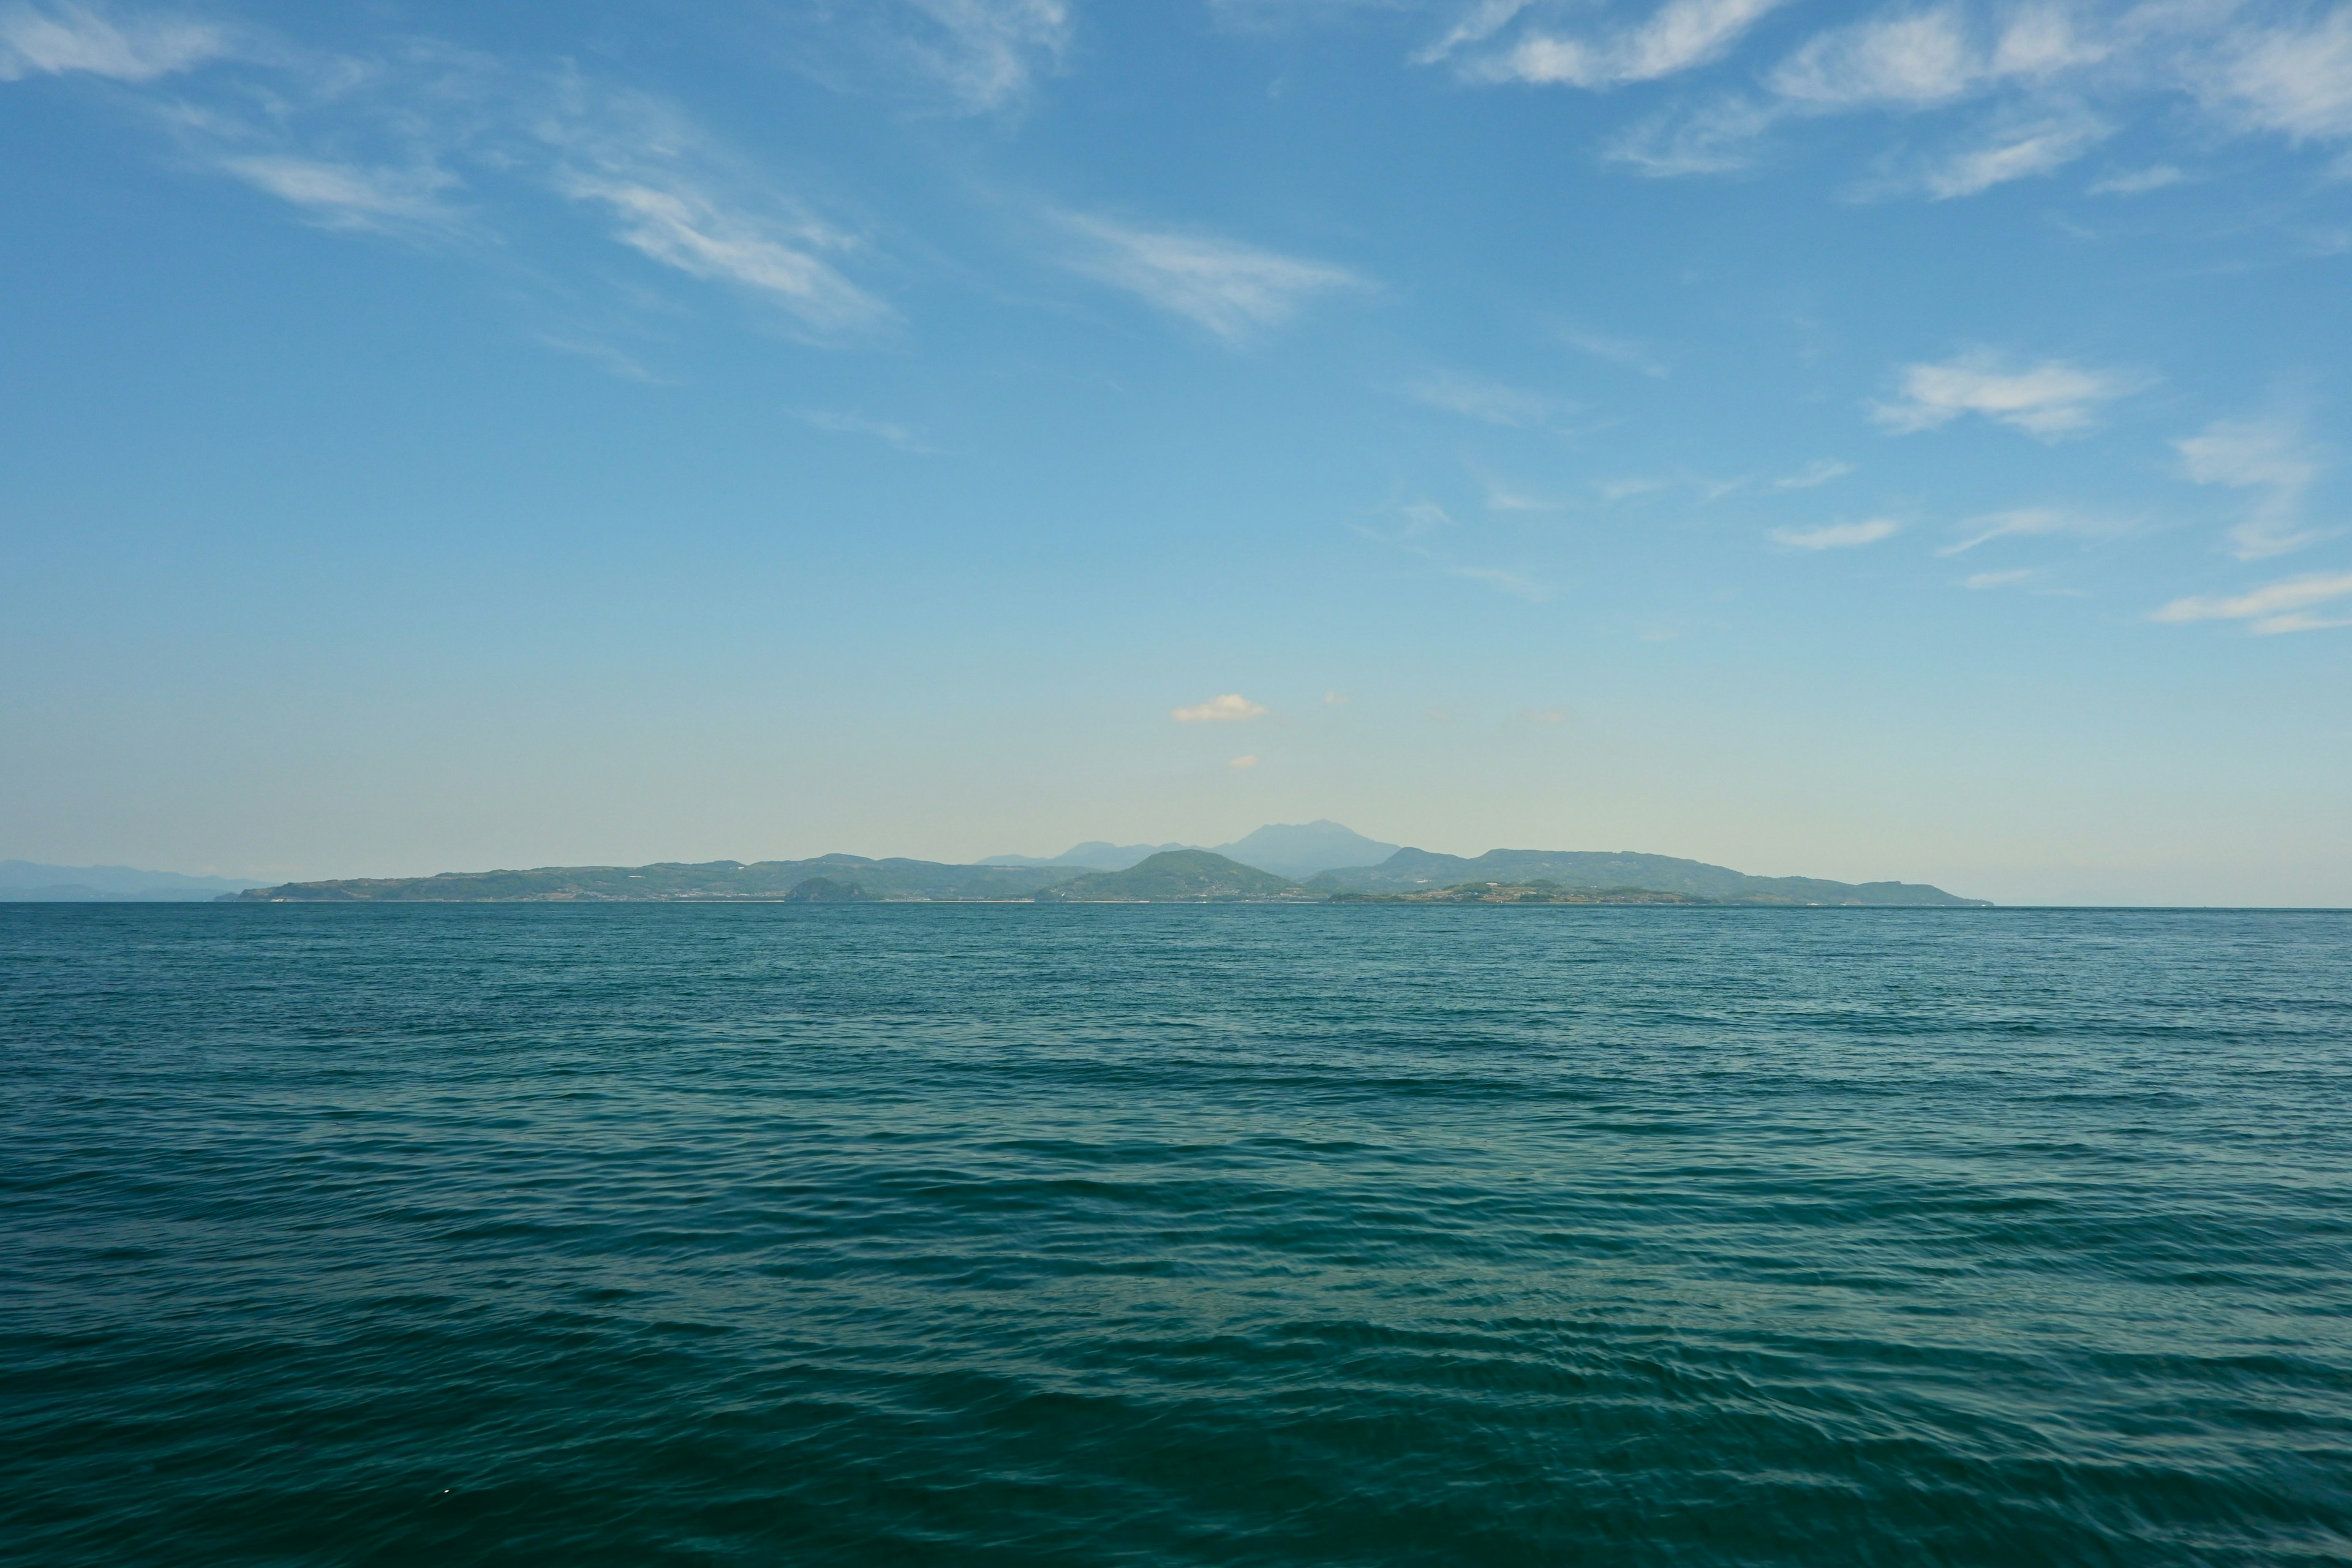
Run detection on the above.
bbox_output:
[4,905,2350,1565]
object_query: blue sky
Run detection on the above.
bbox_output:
[3,0,2349,903]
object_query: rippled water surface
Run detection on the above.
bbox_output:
[4,904,2350,1565]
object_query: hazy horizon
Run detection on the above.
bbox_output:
[5,2,2348,908]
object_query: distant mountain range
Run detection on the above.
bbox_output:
[221,826,1987,906]
[0,860,270,902]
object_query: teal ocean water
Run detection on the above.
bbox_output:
[4,904,2349,1565]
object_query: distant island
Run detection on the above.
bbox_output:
[1,860,271,902]
[225,824,1989,907]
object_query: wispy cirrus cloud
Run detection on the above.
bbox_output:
[2152,570,2352,634]
[562,174,889,334]
[1402,369,1568,428]
[214,154,462,232]
[1449,563,1553,600]
[1874,352,2139,438]
[1913,110,2109,198]
[2088,162,2186,194]
[1938,507,2130,554]
[1485,0,2352,195]
[1560,325,1670,377]
[792,408,937,451]
[1607,90,1779,174]
[1768,4,2107,111]
[1774,458,1853,489]
[7,19,899,340]
[893,0,1072,113]
[1172,693,1269,722]
[2176,416,2334,560]
[1771,518,1900,548]
[1459,0,1791,88]
[0,1,225,81]
[2196,6,2352,141]
[1059,213,1365,341]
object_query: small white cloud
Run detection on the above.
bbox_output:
[792,408,936,452]
[2176,417,2333,560]
[1172,693,1268,723]
[1521,706,1568,723]
[895,0,1072,113]
[0,2,225,81]
[1449,564,1553,600]
[1964,567,2037,589]
[1771,518,1900,549]
[2152,570,2352,634]
[2089,164,2186,195]
[1228,753,1261,769]
[1561,326,1669,378]
[1323,690,1348,706]
[1939,507,2127,554]
[1428,707,1455,722]
[1874,352,2137,439]
[1472,0,1791,89]
[1404,369,1564,428]
[1774,458,1852,489]
[1060,213,1363,342]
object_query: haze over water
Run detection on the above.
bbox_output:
[6,903,2349,1564]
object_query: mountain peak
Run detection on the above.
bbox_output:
[1210,821,1401,880]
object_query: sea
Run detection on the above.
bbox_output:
[4,903,2348,1565]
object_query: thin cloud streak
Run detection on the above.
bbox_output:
[1404,369,1566,428]
[1919,113,2108,198]
[1060,213,1365,341]
[1775,458,1853,489]
[216,154,462,232]
[563,175,890,334]
[1449,564,1553,600]
[1939,507,2129,554]
[1561,325,1670,378]
[1772,518,1900,548]
[2152,571,2352,634]
[792,408,937,451]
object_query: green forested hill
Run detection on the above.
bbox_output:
[1031,850,1313,902]
[1310,849,1985,907]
